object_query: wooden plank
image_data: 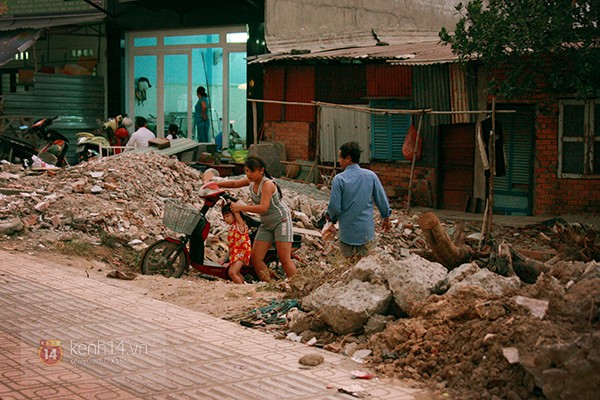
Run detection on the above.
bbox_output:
[128,138,201,157]
[293,227,322,237]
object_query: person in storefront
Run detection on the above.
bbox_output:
[324,141,391,259]
[166,124,179,141]
[194,86,210,142]
[127,116,155,150]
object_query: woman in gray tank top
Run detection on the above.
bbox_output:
[216,156,296,281]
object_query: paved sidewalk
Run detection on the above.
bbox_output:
[0,250,424,400]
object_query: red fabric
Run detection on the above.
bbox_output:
[402,124,422,161]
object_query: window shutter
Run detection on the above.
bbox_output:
[370,99,411,161]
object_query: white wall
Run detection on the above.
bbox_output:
[265,0,462,52]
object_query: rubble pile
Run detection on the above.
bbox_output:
[1,154,599,400]
[0,154,206,245]
[0,154,329,262]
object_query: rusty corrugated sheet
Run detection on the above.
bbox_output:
[319,105,371,163]
[316,64,366,104]
[449,64,470,124]
[366,65,411,97]
[249,40,457,65]
[284,65,316,122]
[412,64,452,167]
[263,66,285,121]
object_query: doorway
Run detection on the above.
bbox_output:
[493,104,535,215]
[438,123,476,211]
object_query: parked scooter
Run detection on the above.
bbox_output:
[0,116,69,167]
[76,115,132,162]
[140,182,303,281]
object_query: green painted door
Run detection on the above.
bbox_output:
[493,105,535,215]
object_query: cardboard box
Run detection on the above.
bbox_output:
[149,138,171,149]
[64,63,91,76]
[18,69,34,83]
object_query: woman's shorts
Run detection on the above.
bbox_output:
[255,217,293,243]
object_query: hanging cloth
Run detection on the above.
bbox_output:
[481,117,506,177]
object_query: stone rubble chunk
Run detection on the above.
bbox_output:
[319,279,392,335]
[0,217,24,235]
[513,295,549,319]
[384,253,448,316]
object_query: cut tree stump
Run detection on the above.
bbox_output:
[418,212,472,270]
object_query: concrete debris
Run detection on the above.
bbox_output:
[384,253,447,315]
[0,217,23,235]
[298,353,324,366]
[1,152,599,400]
[502,347,520,364]
[512,295,549,319]
[319,279,392,334]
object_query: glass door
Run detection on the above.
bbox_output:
[192,48,223,142]
[127,27,247,148]
[133,55,157,133]
[164,54,189,138]
[228,51,247,149]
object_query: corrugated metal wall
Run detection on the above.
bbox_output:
[316,64,366,104]
[449,64,470,124]
[319,105,370,163]
[263,66,285,121]
[284,66,316,122]
[2,72,104,164]
[366,64,411,97]
[412,64,452,167]
[263,65,316,122]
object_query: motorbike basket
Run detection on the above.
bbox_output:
[163,199,202,235]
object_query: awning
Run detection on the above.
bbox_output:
[0,13,105,31]
[0,28,41,66]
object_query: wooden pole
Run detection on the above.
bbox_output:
[479,98,496,249]
[406,112,424,212]
[252,101,258,144]
[313,104,322,183]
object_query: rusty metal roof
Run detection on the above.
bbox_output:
[248,40,459,65]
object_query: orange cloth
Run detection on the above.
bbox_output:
[227,222,251,265]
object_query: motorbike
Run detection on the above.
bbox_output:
[140,182,303,281]
[76,115,133,162]
[0,116,69,167]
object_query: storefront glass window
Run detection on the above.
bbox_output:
[127,27,246,146]
[164,34,219,45]
[133,55,157,133]
[134,37,157,47]
[164,54,189,137]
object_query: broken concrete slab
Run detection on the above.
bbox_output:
[319,279,392,335]
[447,267,521,297]
[384,253,447,315]
[0,217,24,235]
[513,295,549,319]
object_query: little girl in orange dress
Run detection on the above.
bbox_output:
[222,203,252,284]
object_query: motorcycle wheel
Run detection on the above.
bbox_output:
[140,240,188,278]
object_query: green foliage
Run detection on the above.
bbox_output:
[439,0,600,100]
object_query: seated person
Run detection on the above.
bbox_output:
[166,124,179,141]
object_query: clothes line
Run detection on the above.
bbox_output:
[247,98,515,115]
[247,98,517,145]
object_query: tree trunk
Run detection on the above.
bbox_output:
[418,212,472,270]
[510,247,551,284]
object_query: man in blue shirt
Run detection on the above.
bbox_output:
[326,141,391,258]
